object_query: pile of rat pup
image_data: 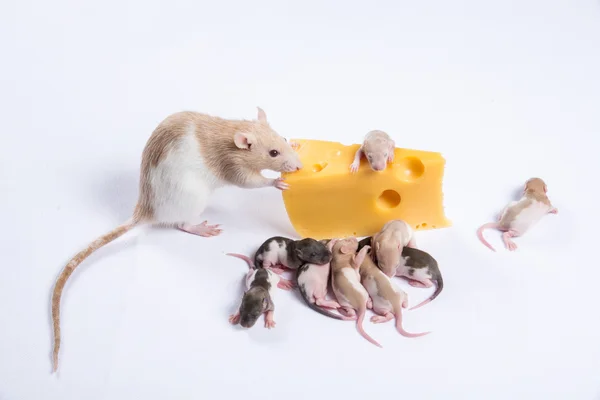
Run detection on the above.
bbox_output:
[226,219,440,347]
[50,108,558,371]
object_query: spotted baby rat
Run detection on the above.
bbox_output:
[50,107,302,372]
[370,219,417,278]
[359,237,444,311]
[227,236,332,274]
[350,130,395,172]
[477,177,558,252]
[229,262,285,329]
[330,237,381,347]
[359,248,430,338]
[296,239,353,321]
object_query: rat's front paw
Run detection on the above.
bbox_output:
[272,177,290,190]
[349,162,359,173]
[550,208,558,214]
[290,141,300,150]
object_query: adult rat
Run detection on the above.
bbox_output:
[50,108,302,372]
[477,177,558,251]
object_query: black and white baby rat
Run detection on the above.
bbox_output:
[296,239,353,321]
[50,108,302,372]
[229,261,286,329]
[227,236,332,273]
[358,237,443,310]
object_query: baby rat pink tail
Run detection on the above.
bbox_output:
[356,306,382,348]
[226,253,255,269]
[51,218,138,373]
[395,307,430,338]
[476,222,498,252]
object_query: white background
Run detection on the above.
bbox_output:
[1,0,599,399]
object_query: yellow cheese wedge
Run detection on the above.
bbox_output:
[281,139,451,239]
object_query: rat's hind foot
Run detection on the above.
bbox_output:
[315,298,340,309]
[338,307,357,319]
[178,221,222,237]
[371,313,394,324]
[407,280,428,288]
[229,312,240,325]
[267,266,286,274]
[502,231,518,251]
[277,279,294,290]
[549,207,558,214]
[367,297,373,309]
[264,311,276,329]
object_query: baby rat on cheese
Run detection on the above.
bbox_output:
[50,108,302,372]
[359,247,430,338]
[350,130,395,172]
[477,177,558,252]
[330,237,381,347]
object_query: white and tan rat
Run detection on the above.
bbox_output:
[330,237,381,348]
[50,107,302,372]
[349,130,395,172]
[477,177,558,252]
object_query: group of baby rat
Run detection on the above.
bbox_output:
[227,219,442,347]
[49,108,559,371]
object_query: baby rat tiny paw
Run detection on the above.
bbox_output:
[228,314,240,325]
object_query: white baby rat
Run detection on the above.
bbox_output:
[477,177,558,252]
[50,107,302,372]
[350,130,395,172]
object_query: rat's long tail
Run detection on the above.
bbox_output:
[356,305,382,348]
[409,275,444,311]
[226,253,255,269]
[51,218,139,373]
[394,304,430,338]
[476,222,499,252]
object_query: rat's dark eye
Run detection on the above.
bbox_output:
[269,150,280,157]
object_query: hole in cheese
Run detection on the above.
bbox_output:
[377,190,401,209]
[312,162,328,172]
[421,223,428,228]
[397,156,425,181]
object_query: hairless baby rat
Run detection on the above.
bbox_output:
[229,259,287,329]
[477,177,558,252]
[370,220,417,277]
[359,236,444,311]
[296,239,353,321]
[350,130,395,172]
[330,237,381,348]
[50,108,302,372]
[227,236,332,274]
[359,248,430,338]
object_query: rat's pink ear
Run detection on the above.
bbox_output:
[340,243,353,254]
[234,132,256,149]
[257,107,267,123]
